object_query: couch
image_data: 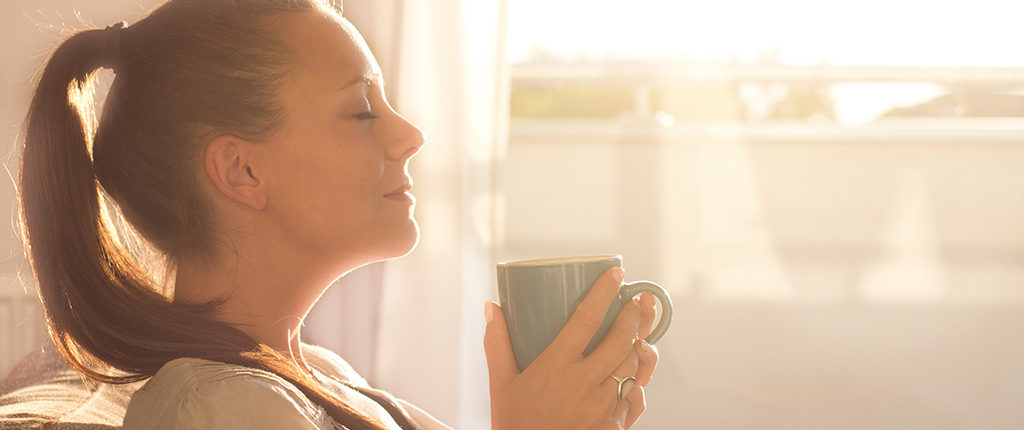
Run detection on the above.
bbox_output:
[0,345,143,430]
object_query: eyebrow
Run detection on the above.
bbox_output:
[338,72,384,91]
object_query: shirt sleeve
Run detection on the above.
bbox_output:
[123,370,327,430]
[397,398,454,430]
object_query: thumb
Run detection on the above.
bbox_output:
[483,301,519,391]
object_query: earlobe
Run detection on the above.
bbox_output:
[204,136,268,211]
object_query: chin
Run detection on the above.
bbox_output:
[333,221,420,277]
[393,219,421,258]
[376,218,421,262]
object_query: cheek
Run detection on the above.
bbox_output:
[314,152,384,224]
[267,130,389,249]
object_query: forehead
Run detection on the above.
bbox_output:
[279,11,380,89]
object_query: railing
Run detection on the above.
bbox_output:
[511,63,1024,127]
[510,118,1024,145]
[0,284,45,379]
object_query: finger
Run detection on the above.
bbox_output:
[637,292,657,339]
[582,296,643,379]
[604,373,639,429]
[612,391,632,429]
[609,350,640,386]
[633,339,660,387]
[588,374,625,430]
[483,301,519,391]
[624,385,646,428]
[602,349,639,405]
[547,267,624,361]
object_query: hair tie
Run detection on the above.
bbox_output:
[100,21,127,70]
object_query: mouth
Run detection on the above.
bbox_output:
[383,181,415,203]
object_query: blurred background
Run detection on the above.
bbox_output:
[3,0,1024,429]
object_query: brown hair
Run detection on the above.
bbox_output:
[18,0,386,428]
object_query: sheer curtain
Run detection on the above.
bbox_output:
[305,0,508,427]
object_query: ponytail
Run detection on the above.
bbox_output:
[18,3,386,429]
[19,24,258,383]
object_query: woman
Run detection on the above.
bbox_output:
[19,0,660,428]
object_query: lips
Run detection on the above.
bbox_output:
[383,181,415,204]
[384,182,412,197]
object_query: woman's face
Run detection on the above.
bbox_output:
[255,11,424,269]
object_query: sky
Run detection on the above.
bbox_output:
[508,0,1024,67]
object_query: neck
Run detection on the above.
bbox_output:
[172,240,351,370]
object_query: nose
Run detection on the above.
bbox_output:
[387,113,425,161]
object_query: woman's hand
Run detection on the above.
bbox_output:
[484,268,661,430]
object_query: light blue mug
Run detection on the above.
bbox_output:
[497,255,673,371]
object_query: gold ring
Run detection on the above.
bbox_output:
[609,375,637,400]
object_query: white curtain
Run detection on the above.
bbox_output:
[305,0,508,427]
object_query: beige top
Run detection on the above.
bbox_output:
[121,344,450,430]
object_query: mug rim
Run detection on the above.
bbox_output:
[497,254,622,268]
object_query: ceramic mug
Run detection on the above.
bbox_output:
[496,255,673,371]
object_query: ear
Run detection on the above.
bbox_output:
[204,135,268,210]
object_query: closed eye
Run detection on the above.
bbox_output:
[354,112,380,120]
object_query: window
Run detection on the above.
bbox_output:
[502,1,1024,428]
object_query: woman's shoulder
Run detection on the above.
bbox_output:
[301,343,368,387]
[122,356,330,430]
[302,345,453,430]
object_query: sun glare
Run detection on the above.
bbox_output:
[509,0,1024,67]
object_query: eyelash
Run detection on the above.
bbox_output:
[354,111,380,120]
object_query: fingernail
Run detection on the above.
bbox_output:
[610,267,624,284]
[484,302,494,324]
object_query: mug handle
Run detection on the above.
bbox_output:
[619,281,673,344]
